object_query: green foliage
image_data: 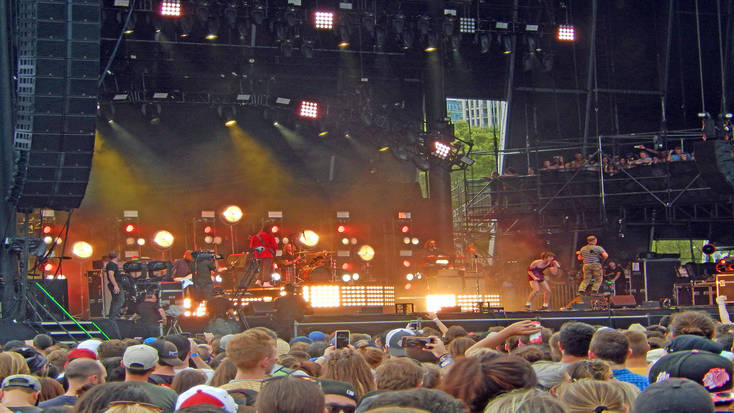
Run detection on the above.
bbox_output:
[650,239,706,263]
[453,121,499,179]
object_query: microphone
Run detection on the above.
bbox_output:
[255,246,265,253]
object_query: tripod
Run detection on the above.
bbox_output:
[232,255,261,298]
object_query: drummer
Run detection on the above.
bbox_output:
[281,239,300,283]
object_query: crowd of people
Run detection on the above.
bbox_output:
[497,144,694,177]
[2,304,734,412]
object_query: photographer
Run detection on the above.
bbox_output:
[132,292,166,338]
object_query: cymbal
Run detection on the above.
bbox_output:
[301,250,334,255]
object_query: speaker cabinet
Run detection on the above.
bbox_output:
[633,259,679,302]
[14,0,100,210]
[609,295,637,308]
[695,140,734,194]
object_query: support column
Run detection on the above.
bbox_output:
[0,0,18,319]
[424,1,453,253]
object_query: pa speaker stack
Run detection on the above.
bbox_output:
[13,0,99,210]
[695,140,734,194]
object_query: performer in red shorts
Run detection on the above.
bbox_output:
[526,251,560,310]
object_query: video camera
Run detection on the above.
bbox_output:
[191,250,223,261]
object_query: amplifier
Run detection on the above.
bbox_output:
[716,273,734,303]
[159,282,184,307]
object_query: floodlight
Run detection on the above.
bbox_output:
[299,101,319,119]
[222,205,243,224]
[432,140,452,159]
[557,24,575,41]
[136,238,146,246]
[358,245,375,261]
[160,0,181,17]
[271,272,282,281]
[72,242,93,259]
[342,273,351,282]
[406,273,414,281]
[299,230,319,247]
[153,230,174,248]
[314,11,334,30]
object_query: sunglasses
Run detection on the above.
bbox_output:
[326,404,356,413]
[107,401,163,412]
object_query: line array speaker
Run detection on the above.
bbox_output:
[694,140,734,194]
[14,0,100,210]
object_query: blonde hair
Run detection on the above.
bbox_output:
[0,352,31,382]
[565,360,613,382]
[484,389,568,413]
[557,380,626,413]
[320,348,375,399]
[226,329,275,370]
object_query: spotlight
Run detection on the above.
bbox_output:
[342,273,351,282]
[358,245,375,261]
[43,236,53,245]
[352,273,360,281]
[270,225,279,234]
[350,238,357,245]
[406,273,414,281]
[125,224,136,233]
[222,205,243,224]
[299,101,319,119]
[271,272,281,281]
[72,241,93,259]
[136,238,146,246]
[204,235,213,244]
[126,237,136,246]
[431,140,452,159]
[557,24,575,41]
[44,263,54,272]
[337,225,346,233]
[411,237,420,245]
[225,116,237,127]
[400,225,410,233]
[159,0,182,17]
[402,260,411,267]
[153,231,174,248]
[314,11,334,30]
[215,275,222,283]
[299,230,319,247]
[459,17,476,33]
[204,225,213,234]
[42,225,52,234]
[341,238,350,245]
[403,237,411,245]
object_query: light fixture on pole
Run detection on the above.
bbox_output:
[221,205,244,254]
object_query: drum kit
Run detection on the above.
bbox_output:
[282,250,335,283]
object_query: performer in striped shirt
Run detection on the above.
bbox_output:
[576,235,609,295]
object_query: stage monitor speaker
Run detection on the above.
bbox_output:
[87,270,103,317]
[609,295,637,308]
[571,302,591,310]
[33,279,69,319]
[14,0,100,210]
[695,140,734,194]
[245,302,276,315]
[642,301,659,308]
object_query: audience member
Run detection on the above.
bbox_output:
[484,389,568,413]
[375,358,424,391]
[121,345,178,413]
[669,311,716,339]
[1,374,43,413]
[623,330,650,376]
[533,322,595,390]
[634,378,714,413]
[73,382,153,413]
[255,376,324,413]
[148,340,182,386]
[40,358,106,408]
[321,347,375,399]
[174,385,237,413]
[356,388,465,413]
[171,369,207,395]
[218,329,276,393]
[557,380,626,413]
[589,328,649,390]
[320,379,358,413]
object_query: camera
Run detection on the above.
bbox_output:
[191,250,223,260]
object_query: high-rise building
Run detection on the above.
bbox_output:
[446,98,506,129]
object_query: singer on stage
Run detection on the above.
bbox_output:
[526,251,560,310]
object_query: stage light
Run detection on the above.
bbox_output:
[160,0,181,17]
[342,273,351,282]
[406,273,414,281]
[215,275,222,283]
[411,237,420,245]
[204,235,213,244]
[126,237,136,246]
[282,237,289,244]
[426,294,457,313]
[153,230,174,248]
[225,117,237,127]
[125,224,136,233]
[42,225,52,234]
[299,230,319,247]
[43,236,53,245]
[403,237,411,245]
[271,272,282,281]
[183,298,192,309]
[350,238,357,245]
[459,17,476,33]
[136,238,146,246]
[358,245,375,261]
[271,225,279,234]
[352,273,360,281]
[337,225,346,233]
[432,140,452,159]
[341,238,350,245]
[416,272,422,280]
[557,24,575,41]
[204,225,213,234]
[299,101,319,119]
[400,225,410,233]
[222,205,243,224]
[402,259,411,267]
[341,262,352,270]
[314,11,334,30]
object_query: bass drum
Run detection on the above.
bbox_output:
[302,265,332,283]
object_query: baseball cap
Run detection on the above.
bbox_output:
[219,334,235,351]
[276,339,290,357]
[649,350,733,393]
[666,335,724,354]
[1,375,41,392]
[290,336,313,346]
[176,385,237,413]
[308,331,327,342]
[634,378,714,413]
[76,339,102,355]
[149,340,181,367]
[385,328,416,357]
[319,379,357,402]
[122,344,159,371]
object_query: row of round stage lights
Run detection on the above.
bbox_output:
[123,224,176,249]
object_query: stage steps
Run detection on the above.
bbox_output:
[28,320,106,345]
